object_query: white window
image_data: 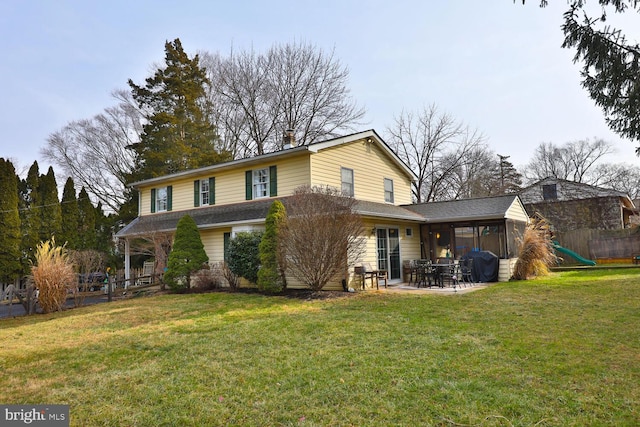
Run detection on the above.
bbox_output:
[384,178,394,203]
[200,179,209,206]
[341,167,354,197]
[156,187,168,212]
[253,168,269,199]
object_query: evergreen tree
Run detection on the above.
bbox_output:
[94,202,114,256]
[0,158,22,282]
[496,155,523,194]
[164,215,208,291]
[77,187,97,250]
[128,38,231,181]
[38,166,62,243]
[60,177,79,249]
[257,200,287,293]
[19,161,42,269]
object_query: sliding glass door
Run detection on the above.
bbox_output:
[376,228,401,280]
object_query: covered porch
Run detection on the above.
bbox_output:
[405,195,530,282]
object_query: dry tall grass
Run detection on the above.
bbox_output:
[31,239,76,313]
[513,215,558,280]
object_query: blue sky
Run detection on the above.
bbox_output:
[1,0,638,176]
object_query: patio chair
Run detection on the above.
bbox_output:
[459,258,474,285]
[355,263,387,289]
[435,258,456,288]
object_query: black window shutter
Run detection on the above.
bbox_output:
[194,180,200,207]
[269,165,277,197]
[151,188,156,213]
[167,186,173,211]
[209,177,215,205]
[245,170,252,200]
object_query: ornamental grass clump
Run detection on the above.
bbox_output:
[31,238,76,313]
[512,215,558,280]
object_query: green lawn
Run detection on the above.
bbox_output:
[1,269,639,426]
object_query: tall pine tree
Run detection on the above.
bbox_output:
[38,166,62,243]
[60,177,79,249]
[19,161,42,269]
[0,158,22,283]
[128,38,231,181]
[94,201,113,255]
[77,187,97,250]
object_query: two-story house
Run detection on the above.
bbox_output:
[117,129,530,289]
[116,130,426,290]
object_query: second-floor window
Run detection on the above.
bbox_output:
[542,184,557,200]
[194,178,215,207]
[200,179,210,205]
[246,166,277,200]
[151,185,172,213]
[384,178,394,203]
[341,167,354,197]
[253,168,269,198]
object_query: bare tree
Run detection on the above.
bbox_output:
[266,42,365,148]
[386,104,487,202]
[279,185,365,291]
[70,249,105,306]
[590,163,640,199]
[523,138,615,184]
[201,51,257,159]
[451,147,501,199]
[203,41,365,157]
[42,90,143,212]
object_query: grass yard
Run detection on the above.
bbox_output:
[1,269,639,426]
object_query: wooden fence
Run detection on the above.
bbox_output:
[555,228,640,263]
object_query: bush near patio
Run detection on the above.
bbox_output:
[513,214,557,280]
[2,269,639,425]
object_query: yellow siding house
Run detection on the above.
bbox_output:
[117,130,424,290]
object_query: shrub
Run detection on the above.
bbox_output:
[227,231,263,285]
[69,249,105,307]
[164,215,209,292]
[191,266,221,290]
[512,215,558,280]
[258,200,287,293]
[279,185,365,291]
[31,239,76,314]
[219,261,240,291]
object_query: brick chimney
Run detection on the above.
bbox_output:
[283,129,295,149]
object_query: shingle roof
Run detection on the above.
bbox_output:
[404,194,522,223]
[116,197,425,238]
[128,129,416,189]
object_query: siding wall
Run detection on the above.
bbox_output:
[138,154,311,216]
[138,139,414,216]
[310,140,413,205]
[506,199,530,223]
[197,219,421,290]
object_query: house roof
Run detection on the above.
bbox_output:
[116,197,425,238]
[520,177,635,209]
[404,194,526,223]
[128,129,417,189]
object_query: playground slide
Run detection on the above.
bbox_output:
[552,241,596,266]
